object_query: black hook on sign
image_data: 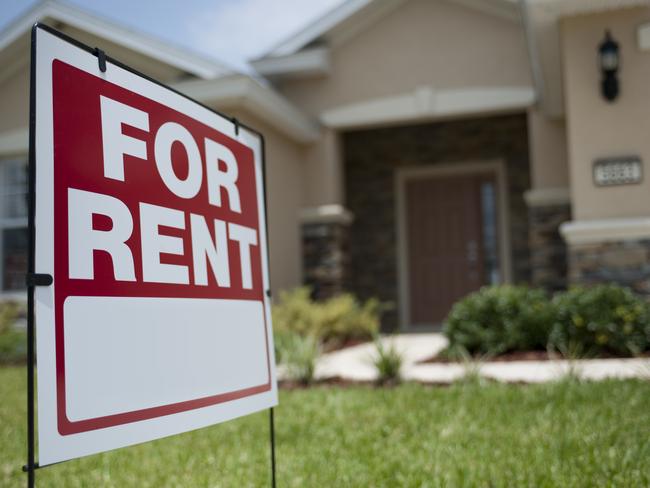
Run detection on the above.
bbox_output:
[94,47,107,72]
[233,117,240,135]
[25,273,53,287]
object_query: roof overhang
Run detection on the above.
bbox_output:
[0,76,320,155]
[320,85,535,129]
[251,47,330,80]
[172,75,320,144]
[0,1,231,80]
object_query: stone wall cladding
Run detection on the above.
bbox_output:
[568,239,650,295]
[301,221,351,300]
[529,204,571,291]
[343,114,531,330]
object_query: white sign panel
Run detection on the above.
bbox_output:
[32,25,277,465]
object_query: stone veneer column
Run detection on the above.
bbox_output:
[300,205,353,300]
[561,219,650,295]
[525,188,571,291]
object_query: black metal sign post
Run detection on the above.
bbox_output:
[24,23,278,487]
[270,408,277,488]
[24,23,39,488]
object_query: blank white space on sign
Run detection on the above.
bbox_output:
[64,297,268,422]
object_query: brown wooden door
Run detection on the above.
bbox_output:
[405,173,495,325]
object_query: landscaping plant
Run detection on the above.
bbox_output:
[449,345,491,385]
[443,285,555,355]
[272,287,381,347]
[371,335,403,385]
[275,331,320,385]
[551,284,650,356]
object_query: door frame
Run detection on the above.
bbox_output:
[395,160,512,330]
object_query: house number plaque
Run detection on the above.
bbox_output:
[593,156,642,186]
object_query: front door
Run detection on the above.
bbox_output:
[404,172,500,326]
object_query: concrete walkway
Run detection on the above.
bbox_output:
[314,333,650,383]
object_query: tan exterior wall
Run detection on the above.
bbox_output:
[278,0,532,118]
[228,109,306,293]
[0,67,29,134]
[562,7,650,220]
[304,128,343,206]
[527,108,569,189]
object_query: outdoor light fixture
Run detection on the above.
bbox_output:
[598,30,620,102]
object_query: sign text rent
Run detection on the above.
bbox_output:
[69,96,258,290]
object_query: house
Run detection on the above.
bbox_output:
[2,0,650,330]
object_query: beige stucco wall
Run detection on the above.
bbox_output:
[562,7,650,220]
[278,0,532,118]
[527,108,569,189]
[0,67,29,134]
[227,109,306,293]
[303,129,343,207]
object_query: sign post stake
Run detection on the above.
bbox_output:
[270,408,276,488]
[25,284,35,488]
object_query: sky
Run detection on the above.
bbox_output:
[0,0,347,71]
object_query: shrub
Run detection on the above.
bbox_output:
[275,331,319,385]
[550,284,650,356]
[0,301,27,364]
[443,285,555,355]
[372,336,403,385]
[272,287,380,346]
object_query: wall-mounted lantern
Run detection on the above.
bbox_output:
[598,30,620,102]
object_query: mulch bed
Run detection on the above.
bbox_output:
[419,350,650,364]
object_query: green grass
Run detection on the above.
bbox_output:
[1,366,649,487]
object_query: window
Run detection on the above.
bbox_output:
[480,180,500,286]
[0,159,28,292]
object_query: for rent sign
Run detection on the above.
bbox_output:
[33,26,277,465]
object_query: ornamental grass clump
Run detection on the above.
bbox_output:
[443,285,555,356]
[372,336,403,385]
[274,330,320,385]
[550,284,650,356]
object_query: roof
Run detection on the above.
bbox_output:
[0,0,232,79]
[524,0,650,16]
[259,0,519,59]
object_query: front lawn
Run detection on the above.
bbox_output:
[1,366,649,487]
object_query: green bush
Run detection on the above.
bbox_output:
[272,287,380,346]
[0,301,26,364]
[551,284,650,356]
[443,285,555,355]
